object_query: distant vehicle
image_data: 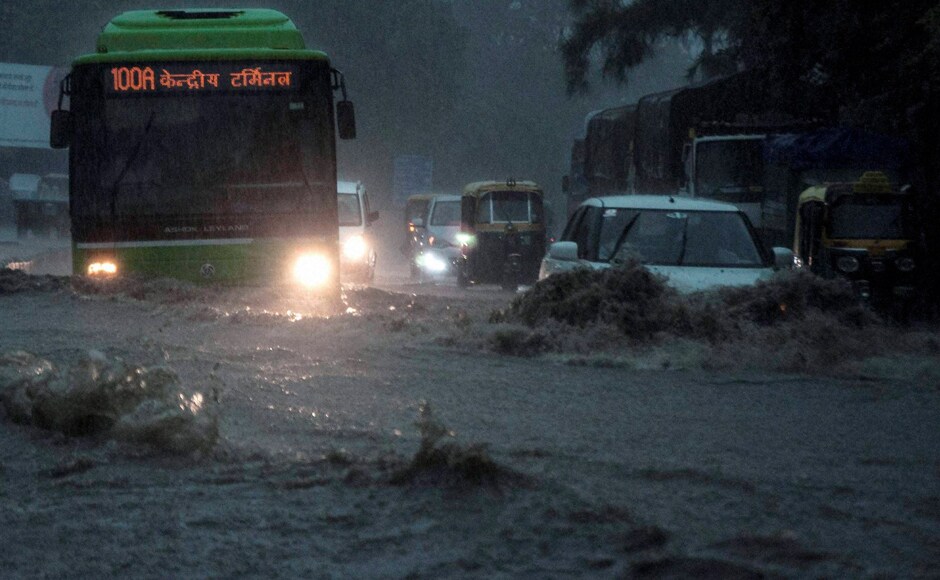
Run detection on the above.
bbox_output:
[794,172,916,304]
[540,195,794,293]
[338,180,379,283]
[49,8,356,295]
[402,193,434,278]
[456,179,546,290]
[414,194,462,276]
[561,105,635,214]
[562,72,830,244]
[8,173,70,238]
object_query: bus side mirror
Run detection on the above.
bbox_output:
[336,100,356,140]
[50,110,72,149]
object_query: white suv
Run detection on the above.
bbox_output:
[338,180,379,283]
[541,195,793,292]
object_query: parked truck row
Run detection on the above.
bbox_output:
[562,71,918,306]
[563,72,911,249]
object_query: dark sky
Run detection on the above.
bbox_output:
[0,0,691,216]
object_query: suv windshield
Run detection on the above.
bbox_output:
[430,200,461,226]
[608,209,764,267]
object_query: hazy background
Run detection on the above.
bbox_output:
[0,0,692,226]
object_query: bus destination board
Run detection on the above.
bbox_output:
[106,64,297,94]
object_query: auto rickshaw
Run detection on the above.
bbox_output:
[793,171,917,304]
[456,179,546,289]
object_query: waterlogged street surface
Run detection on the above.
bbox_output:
[0,265,939,577]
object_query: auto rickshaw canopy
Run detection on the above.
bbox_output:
[797,171,902,209]
[461,179,543,198]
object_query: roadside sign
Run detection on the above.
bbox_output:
[0,63,69,149]
[392,155,433,206]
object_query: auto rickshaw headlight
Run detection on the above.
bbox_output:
[455,232,475,247]
[895,257,915,272]
[836,256,860,273]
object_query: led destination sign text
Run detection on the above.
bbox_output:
[108,65,294,94]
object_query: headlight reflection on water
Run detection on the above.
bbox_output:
[178,392,205,413]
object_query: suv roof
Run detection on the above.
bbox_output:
[581,195,742,212]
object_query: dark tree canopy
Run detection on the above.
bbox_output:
[563,0,940,304]
[562,1,939,136]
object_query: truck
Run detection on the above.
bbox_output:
[562,105,636,215]
[564,72,827,244]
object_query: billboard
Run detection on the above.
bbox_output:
[0,63,68,149]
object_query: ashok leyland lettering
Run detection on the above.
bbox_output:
[49,9,356,297]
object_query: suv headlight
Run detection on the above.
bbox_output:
[342,236,368,260]
[895,257,915,272]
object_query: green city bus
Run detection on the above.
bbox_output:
[50,9,356,296]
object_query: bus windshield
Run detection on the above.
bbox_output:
[71,62,334,220]
[694,139,765,202]
[99,95,318,216]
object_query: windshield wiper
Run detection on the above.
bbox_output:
[676,217,690,265]
[109,110,156,221]
[608,212,641,262]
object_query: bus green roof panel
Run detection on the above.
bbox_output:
[96,9,308,53]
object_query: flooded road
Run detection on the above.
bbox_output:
[0,250,938,577]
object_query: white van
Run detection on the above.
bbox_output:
[409,193,464,277]
[338,180,379,283]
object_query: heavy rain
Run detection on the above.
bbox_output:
[1,1,939,577]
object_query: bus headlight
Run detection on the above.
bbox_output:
[293,254,332,287]
[87,261,118,276]
[836,256,860,273]
[342,235,368,261]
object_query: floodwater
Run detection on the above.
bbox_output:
[1,243,938,578]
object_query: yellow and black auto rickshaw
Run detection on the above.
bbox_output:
[793,171,916,303]
[456,179,546,289]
